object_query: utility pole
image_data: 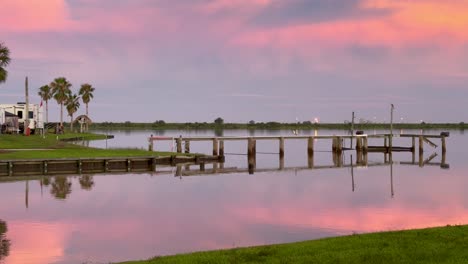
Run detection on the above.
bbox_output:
[24,76,30,135]
[390,104,394,157]
[350,111,355,149]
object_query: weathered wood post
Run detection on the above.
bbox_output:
[418,150,424,167]
[363,136,368,154]
[307,137,314,169]
[43,161,48,175]
[127,159,131,172]
[419,135,424,154]
[219,140,224,157]
[279,137,285,169]
[148,135,153,151]
[441,136,447,154]
[356,136,362,152]
[151,158,157,171]
[200,163,205,171]
[212,138,219,156]
[248,138,256,173]
[8,162,13,176]
[411,136,416,152]
[175,165,182,176]
[176,136,182,153]
[185,140,190,153]
[213,162,218,172]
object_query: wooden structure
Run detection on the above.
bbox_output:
[0,155,219,177]
[74,115,92,133]
[148,132,449,174]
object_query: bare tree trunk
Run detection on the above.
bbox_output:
[60,103,63,126]
[46,100,49,123]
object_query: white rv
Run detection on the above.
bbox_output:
[0,102,44,133]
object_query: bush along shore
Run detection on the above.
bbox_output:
[120,225,468,264]
[0,133,175,160]
[89,121,468,131]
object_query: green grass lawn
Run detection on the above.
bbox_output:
[120,225,468,264]
[0,133,174,159]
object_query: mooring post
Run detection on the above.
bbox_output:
[8,162,13,176]
[441,136,447,154]
[127,159,131,172]
[219,140,224,157]
[363,136,368,154]
[148,134,153,151]
[104,160,109,172]
[248,138,256,173]
[43,161,48,175]
[200,163,205,171]
[212,138,219,156]
[183,140,190,154]
[176,136,182,153]
[151,158,157,171]
[337,137,343,154]
[279,137,285,159]
[279,137,285,169]
[213,162,218,173]
[175,165,182,176]
[356,136,362,152]
[419,135,424,155]
[418,150,424,167]
[307,136,314,169]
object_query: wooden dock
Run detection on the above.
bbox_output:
[0,155,220,177]
[149,132,449,173]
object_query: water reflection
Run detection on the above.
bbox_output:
[0,219,11,262]
[79,175,95,190]
[51,176,72,200]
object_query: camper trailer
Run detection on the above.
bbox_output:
[0,102,44,134]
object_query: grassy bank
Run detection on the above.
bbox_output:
[120,225,468,264]
[0,133,173,160]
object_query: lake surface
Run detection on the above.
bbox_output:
[0,129,467,264]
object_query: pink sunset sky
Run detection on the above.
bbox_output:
[1,0,467,122]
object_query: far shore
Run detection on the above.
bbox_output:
[85,121,468,130]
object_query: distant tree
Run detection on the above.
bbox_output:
[50,77,72,126]
[154,120,166,125]
[66,93,80,131]
[0,42,10,84]
[249,120,255,125]
[302,121,312,125]
[38,85,53,123]
[214,117,224,125]
[50,176,72,200]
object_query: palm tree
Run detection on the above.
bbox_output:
[66,93,80,131]
[50,77,72,127]
[79,83,95,117]
[37,85,53,123]
[0,42,11,84]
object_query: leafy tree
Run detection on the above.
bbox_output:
[37,85,53,123]
[51,176,72,200]
[79,83,95,117]
[214,117,224,125]
[248,120,255,125]
[66,93,80,131]
[50,77,72,126]
[0,42,10,84]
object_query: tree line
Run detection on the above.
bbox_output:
[38,78,95,131]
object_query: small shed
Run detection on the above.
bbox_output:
[1,111,20,134]
[74,115,92,133]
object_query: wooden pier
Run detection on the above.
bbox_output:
[0,155,220,177]
[149,132,449,173]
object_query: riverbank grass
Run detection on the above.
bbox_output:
[121,225,468,264]
[0,133,174,159]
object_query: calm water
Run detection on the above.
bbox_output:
[0,129,467,264]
